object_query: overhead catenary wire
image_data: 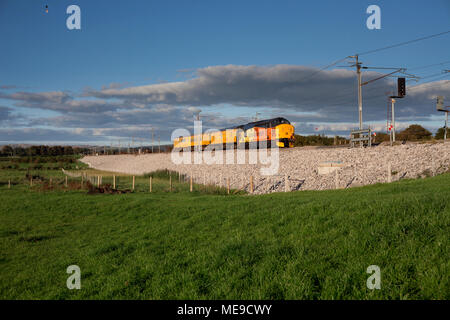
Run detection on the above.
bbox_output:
[290,31,449,103]
[290,32,445,109]
[260,32,450,129]
[299,57,350,82]
[408,60,450,71]
[408,77,450,91]
[417,71,450,81]
[356,30,450,56]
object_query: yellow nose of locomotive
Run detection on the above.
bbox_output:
[276,123,295,148]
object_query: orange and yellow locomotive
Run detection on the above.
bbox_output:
[173,117,295,150]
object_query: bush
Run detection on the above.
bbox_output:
[397,124,432,141]
[435,127,448,140]
[293,134,348,147]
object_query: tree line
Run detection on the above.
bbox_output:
[0,145,90,157]
[293,124,447,147]
[374,124,446,142]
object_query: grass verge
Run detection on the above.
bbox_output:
[0,167,448,299]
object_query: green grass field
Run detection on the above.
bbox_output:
[0,163,449,299]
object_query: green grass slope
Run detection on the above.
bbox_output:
[0,172,449,299]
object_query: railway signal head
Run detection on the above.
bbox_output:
[398,77,406,98]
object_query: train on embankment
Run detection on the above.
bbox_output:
[173,117,295,151]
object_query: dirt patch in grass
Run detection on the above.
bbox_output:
[86,182,132,195]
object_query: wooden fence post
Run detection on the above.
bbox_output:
[227,177,230,194]
[250,176,253,194]
[285,174,289,192]
[335,169,339,189]
[132,176,135,191]
[97,176,100,187]
[30,177,33,187]
[113,175,116,189]
[190,175,193,192]
[8,179,10,189]
[50,177,52,187]
[170,175,172,192]
[149,177,152,192]
[431,158,435,177]
[81,175,83,187]
[387,163,392,183]
[65,176,68,187]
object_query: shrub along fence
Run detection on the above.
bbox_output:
[1,170,245,195]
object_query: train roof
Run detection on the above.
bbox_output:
[241,117,291,130]
[217,117,290,132]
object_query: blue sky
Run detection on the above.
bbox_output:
[1,0,449,145]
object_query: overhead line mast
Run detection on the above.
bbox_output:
[348,55,363,130]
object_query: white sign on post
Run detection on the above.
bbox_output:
[437,96,445,111]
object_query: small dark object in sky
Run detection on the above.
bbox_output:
[45,5,48,13]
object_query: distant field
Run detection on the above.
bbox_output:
[0,161,449,299]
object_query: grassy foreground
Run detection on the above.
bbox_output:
[0,169,449,299]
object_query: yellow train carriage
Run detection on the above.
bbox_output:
[173,117,295,150]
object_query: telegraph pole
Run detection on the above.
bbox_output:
[445,111,448,141]
[437,95,448,142]
[391,98,396,143]
[442,71,449,141]
[348,55,363,146]
[151,128,154,153]
[158,135,161,153]
[356,56,363,130]
[349,55,363,130]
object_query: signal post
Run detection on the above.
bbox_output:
[437,96,449,141]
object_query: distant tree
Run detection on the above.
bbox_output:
[373,132,390,142]
[435,127,448,140]
[14,147,26,156]
[1,145,13,156]
[63,146,74,155]
[293,134,346,147]
[397,124,432,141]
[30,145,41,156]
[40,145,49,156]
[49,146,63,156]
